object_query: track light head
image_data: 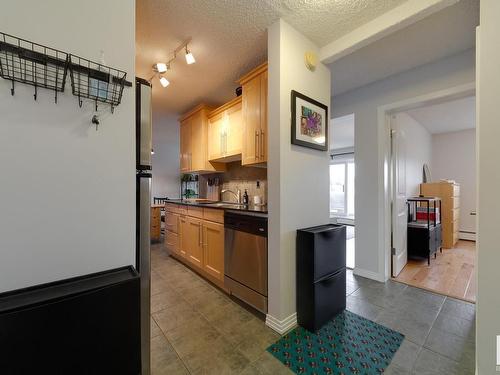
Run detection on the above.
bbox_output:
[154,62,168,73]
[159,75,170,88]
[185,46,195,65]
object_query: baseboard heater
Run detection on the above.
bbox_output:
[0,266,141,375]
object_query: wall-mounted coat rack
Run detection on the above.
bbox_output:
[0,31,132,113]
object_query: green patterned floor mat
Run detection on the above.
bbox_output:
[267,310,404,374]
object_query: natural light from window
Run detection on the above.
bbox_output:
[330,161,355,218]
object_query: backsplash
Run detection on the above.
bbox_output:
[199,161,267,204]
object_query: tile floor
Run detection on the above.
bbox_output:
[150,240,475,374]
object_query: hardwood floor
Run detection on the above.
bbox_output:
[393,240,476,303]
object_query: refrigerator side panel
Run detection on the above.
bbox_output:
[137,174,151,375]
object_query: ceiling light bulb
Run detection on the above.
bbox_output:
[159,76,170,88]
[155,63,168,73]
[185,48,195,65]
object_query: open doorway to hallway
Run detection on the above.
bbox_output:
[330,114,355,269]
[390,95,476,303]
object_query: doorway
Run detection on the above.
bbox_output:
[330,114,355,269]
[388,90,477,302]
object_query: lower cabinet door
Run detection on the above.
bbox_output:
[186,217,203,268]
[202,221,224,281]
[165,230,179,255]
[178,215,188,259]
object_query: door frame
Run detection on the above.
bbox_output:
[378,82,475,281]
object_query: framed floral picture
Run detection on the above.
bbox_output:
[291,90,328,151]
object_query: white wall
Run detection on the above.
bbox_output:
[267,19,331,329]
[0,0,136,293]
[332,49,475,280]
[152,113,180,200]
[395,112,432,198]
[477,1,500,372]
[432,129,476,236]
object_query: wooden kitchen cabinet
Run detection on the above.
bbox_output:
[150,206,162,242]
[240,62,268,166]
[208,96,243,162]
[202,221,224,282]
[179,119,191,173]
[186,216,203,268]
[178,215,189,259]
[179,104,224,173]
[165,206,226,289]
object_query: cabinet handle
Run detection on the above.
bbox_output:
[260,129,265,158]
[255,131,259,159]
[199,223,203,246]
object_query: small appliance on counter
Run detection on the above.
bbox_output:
[296,224,346,332]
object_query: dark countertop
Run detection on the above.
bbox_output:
[166,199,268,214]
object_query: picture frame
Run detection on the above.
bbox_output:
[291,90,329,151]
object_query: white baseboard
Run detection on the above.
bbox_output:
[265,312,297,335]
[353,267,386,282]
[459,232,476,241]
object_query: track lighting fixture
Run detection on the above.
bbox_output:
[150,38,195,88]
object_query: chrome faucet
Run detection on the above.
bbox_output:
[221,189,241,204]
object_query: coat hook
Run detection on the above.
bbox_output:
[111,105,114,114]
[78,97,83,108]
[91,114,100,131]
[10,81,14,96]
[54,90,58,104]
[34,86,37,101]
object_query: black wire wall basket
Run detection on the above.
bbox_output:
[0,32,69,102]
[69,55,127,112]
[0,31,132,113]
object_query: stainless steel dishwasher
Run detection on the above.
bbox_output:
[224,211,268,313]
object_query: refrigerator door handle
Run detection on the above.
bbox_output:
[314,268,344,284]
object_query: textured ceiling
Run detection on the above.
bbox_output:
[330,0,479,96]
[406,96,475,134]
[136,0,408,115]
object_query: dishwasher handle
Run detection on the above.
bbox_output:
[224,213,267,237]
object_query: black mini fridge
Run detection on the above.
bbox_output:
[296,224,346,332]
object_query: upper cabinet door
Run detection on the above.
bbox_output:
[208,116,224,161]
[190,111,205,171]
[241,75,261,165]
[225,100,243,157]
[259,70,268,163]
[208,96,243,162]
[180,118,191,172]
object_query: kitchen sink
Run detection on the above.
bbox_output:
[211,202,246,207]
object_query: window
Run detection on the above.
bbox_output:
[330,160,355,218]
